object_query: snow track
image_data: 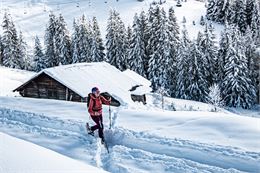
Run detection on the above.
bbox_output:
[1,107,259,173]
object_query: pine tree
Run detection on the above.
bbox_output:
[71,19,80,63]
[128,14,145,76]
[207,0,230,23]
[250,2,260,44]
[125,25,132,69]
[235,0,247,33]
[167,7,180,97]
[246,0,255,26]
[206,0,216,21]
[187,39,209,103]
[44,12,57,67]
[200,23,218,84]
[176,25,191,99]
[218,22,231,83]
[244,27,258,105]
[77,15,92,63]
[33,36,46,72]
[17,31,27,69]
[147,7,170,91]
[139,10,149,77]
[221,26,256,109]
[106,9,128,71]
[2,12,20,69]
[90,16,105,62]
[55,14,72,65]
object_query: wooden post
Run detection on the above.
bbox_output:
[65,87,69,101]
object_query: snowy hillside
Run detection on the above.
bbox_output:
[0,66,35,96]
[0,0,223,49]
[1,66,260,173]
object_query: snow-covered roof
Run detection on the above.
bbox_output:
[122,69,152,95]
[14,62,151,105]
[122,69,151,87]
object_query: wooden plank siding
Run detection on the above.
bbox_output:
[18,73,85,102]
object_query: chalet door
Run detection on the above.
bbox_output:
[47,89,58,99]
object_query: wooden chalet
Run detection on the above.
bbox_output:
[13,62,151,106]
[14,72,86,102]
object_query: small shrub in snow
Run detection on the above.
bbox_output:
[208,84,224,110]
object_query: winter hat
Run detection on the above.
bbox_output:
[92,87,99,93]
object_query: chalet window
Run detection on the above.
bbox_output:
[48,90,58,98]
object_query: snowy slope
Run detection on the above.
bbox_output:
[0,0,223,50]
[0,66,35,96]
[1,96,260,172]
[0,132,108,173]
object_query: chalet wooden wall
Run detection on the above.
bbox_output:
[131,94,146,105]
[18,73,84,102]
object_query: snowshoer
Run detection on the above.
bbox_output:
[87,87,111,144]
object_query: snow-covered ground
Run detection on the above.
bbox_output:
[1,66,260,173]
[0,66,35,97]
[0,0,223,50]
[0,132,108,173]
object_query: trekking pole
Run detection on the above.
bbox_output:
[109,104,112,129]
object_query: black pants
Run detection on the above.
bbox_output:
[90,115,104,139]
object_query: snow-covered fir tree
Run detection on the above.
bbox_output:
[221,26,256,109]
[44,12,58,67]
[78,15,92,63]
[106,9,128,71]
[250,1,260,44]
[147,7,170,91]
[199,23,218,85]
[33,36,46,72]
[167,7,180,97]
[16,31,27,69]
[206,0,230,24]
[233,0,247,33]
[54,14,72,65]
[1,12,21,69]
[243,28,258,105]
[218,22,231,83]
[125,25,132,69]
[186,38,209,103]
[139,10,149,77]
[71,19,80,63]
[245,0,255,26]
[206,0,216,21]
[90,16,105,62]
[175,25,191,99]
[128,14,145,77]
[146,4,158,65]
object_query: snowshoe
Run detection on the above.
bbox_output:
[86,123,94,136]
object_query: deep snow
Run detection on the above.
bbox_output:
[0,132,108,173]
